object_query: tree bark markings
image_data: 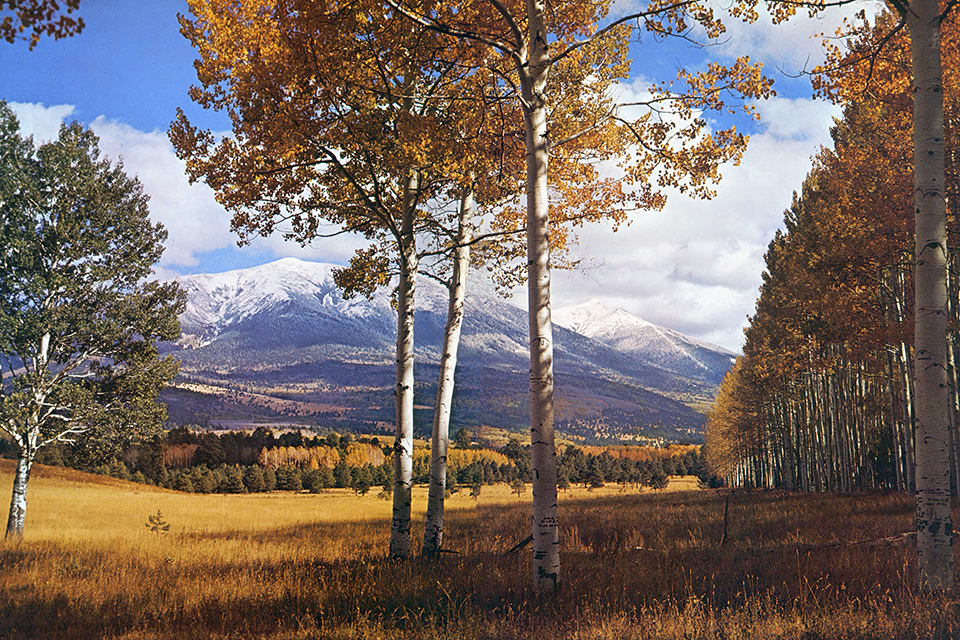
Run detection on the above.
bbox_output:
[423,188,474,556]
[390,170,420,560]
[909,0,952,592]
[520,0,560,593]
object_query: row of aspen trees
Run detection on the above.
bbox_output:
[706,9,960,493]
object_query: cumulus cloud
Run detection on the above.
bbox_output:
[9,102,75,143]
[8,103,369,279]
[610,0,880,74]
[88,116,235,270]
[549,95,841,351]
[716,1,884,74]
[9,3,859,354]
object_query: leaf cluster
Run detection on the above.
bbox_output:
[0,0,83,49]
[0,102,185,453]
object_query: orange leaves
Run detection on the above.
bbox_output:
[0,0,82,49]
[174,0,476,251]
[720,8,960,461]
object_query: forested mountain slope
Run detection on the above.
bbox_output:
[162,258,733,443]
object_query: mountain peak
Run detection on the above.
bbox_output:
[164,259,734,441]
[554,299,735,383]
[554,299,654,335]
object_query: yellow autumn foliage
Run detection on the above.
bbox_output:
[412,447,512,472]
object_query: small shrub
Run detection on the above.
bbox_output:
[145,510,170,535]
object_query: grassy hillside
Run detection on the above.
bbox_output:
[1,460,958,639]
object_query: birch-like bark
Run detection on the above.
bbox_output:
[423,188,474,556]
[908,0,953,592]
[390,170,420,560]
[5,446,33,539]
[5,334,49,539]
[523,0,559,594]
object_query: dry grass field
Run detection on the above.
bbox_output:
[1,459,959,639]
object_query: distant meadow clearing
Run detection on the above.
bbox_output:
[2,460,959,639]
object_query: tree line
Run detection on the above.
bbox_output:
[705,9,960,496]
[1,425,706,494]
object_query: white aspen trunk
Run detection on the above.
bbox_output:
[5,447,33,539]
[522,0,559,594]
[6,334,48,539]
[423,188,474,556]
[909,0,952,592]
[6,454,33,539]
[886,343,907,491]
[390,170,420,560]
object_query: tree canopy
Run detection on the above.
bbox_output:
[0,102,185,537]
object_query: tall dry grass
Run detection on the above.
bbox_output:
[1,460,958,639]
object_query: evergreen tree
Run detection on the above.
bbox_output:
[302,468,324,493]
[221,466,245,493]
[333,459,352,489]
[242,465,266,493]
[262,467,277,492]
[352,465,374,496]
[276,466,302,492]
[454,427,472,450]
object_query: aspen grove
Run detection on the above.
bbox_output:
[172,0,772,593]
[706,6,959,591]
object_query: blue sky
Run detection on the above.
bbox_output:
[0,1,873,350]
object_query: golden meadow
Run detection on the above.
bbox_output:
[2,459,959,639]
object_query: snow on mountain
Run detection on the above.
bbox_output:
[176,258,392,347]
[165,259,727,440]
[553,300,736,384]
[174,260,734,384]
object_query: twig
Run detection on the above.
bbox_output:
[505,534,533,555]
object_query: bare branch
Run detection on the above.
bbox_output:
[384,0,520,60]
[548,0,704,65]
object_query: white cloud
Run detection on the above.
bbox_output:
[716,1,884,74]
[8,103,370,277]
[549,95,840,351]
[610,0,881,75]
[9,103,237,272]
[248,231,370,266]
[9,102,75,143]
[89,116,236,270]
[90,117,372,272]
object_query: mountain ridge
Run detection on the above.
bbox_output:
[164,258,734,444]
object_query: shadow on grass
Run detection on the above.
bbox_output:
[2,489,957,639]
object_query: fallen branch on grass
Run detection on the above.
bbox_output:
[782,531,917,555]
[505,534,533,555]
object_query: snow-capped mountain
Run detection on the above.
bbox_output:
[165,258,734,442]
[177,258,394,349]
[553,300,736,384]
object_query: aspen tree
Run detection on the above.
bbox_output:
[171,0,479,558]
[906,0,953,592]
[788,0,954,591]
[422,188,473,556]
[390,0,773,592]
[0,105,183,538]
